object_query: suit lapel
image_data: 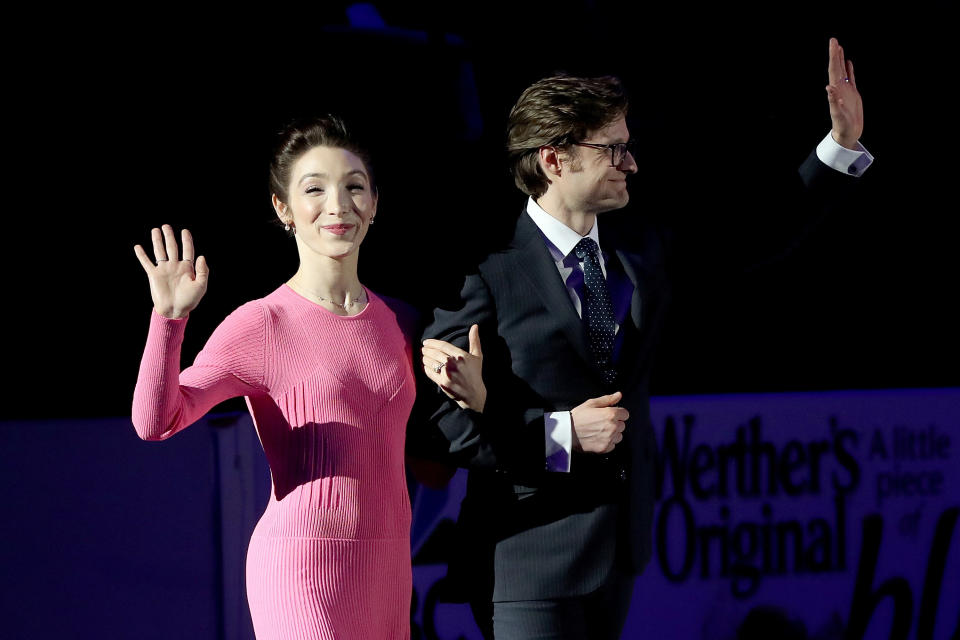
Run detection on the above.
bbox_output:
[511,213,595,369]
[604,224,648,386]
[614,248,644,331]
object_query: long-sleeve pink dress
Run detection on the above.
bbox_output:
[132,284,415,640]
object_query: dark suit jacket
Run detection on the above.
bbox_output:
[415,150,856,602]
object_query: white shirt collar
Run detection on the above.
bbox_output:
[525,197,601,259]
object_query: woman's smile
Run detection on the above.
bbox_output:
[321,223,355,236]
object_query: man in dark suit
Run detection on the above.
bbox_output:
[418,38,869,640]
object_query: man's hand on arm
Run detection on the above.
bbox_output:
[570,391,629,454]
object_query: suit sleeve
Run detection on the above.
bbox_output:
[410,269,546,475]
[799,143,864,198]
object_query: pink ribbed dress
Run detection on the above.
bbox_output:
[132,284,415,640]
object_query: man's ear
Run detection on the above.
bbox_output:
[538,146,563,177]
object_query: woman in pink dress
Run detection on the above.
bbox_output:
[131,116,480,639]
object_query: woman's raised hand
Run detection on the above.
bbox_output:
[134,225,209,319]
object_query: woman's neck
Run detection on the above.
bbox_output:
[288,251,365,312]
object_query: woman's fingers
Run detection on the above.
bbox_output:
[194,255,209,286]
[146,225,198,269]
[468,324,483,357]
[421,356,453,392]
[181,228,195,263]
[421,345,453,363]
[421,353,463,391]
[422,338,468,360]
[151,227,167,263]
[422,347,460,374]
[421,352,450,377]
[134,226,209,319]
[134,244,155,273]
[162,224,179,262]
[422,340,481,379]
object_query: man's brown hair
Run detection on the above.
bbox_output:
[507,75,628,198]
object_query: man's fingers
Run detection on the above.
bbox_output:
[584,390,622,407]
[837,44,847,86]
[846,59,856,88]
[827,37,841,85]
[468,324,483,357]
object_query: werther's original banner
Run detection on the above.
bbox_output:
[410,389,959,640]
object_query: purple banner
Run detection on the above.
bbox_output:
[2,389,956,638]
[410,389,960,640]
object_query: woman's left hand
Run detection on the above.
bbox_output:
[422,324,486,413]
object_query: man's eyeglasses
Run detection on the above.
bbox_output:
[571,140,637,167]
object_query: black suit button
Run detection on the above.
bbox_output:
[618,467,627,482]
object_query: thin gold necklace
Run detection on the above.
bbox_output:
[293,278,367,311]
[310,288,367,311]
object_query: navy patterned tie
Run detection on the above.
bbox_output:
[574,238,617,385]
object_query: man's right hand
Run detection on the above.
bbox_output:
[570,391,628,454]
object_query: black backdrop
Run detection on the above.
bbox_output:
[6,2,957,420]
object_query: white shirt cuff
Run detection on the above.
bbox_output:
[816,131,874,177]
[545,411,572,472]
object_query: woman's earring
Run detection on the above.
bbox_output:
[369,217,375,225]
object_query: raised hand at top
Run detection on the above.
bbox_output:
[134,224,209,319]
[826,37,864,149]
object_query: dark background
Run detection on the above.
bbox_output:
[6,2,957,420]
